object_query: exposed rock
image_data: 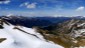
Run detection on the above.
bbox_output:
[37,19,85,48]
[0,38,6,43]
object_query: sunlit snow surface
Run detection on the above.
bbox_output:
[0,23,63,48]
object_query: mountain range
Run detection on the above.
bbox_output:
[0,16,85,48]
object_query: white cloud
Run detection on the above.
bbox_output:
[20,2,29,7]
[76,6,85,11]
[20,2,37,9]
[24,2,29,6]
[27,3,37,8]
[4,0,10,4]
[7,13,14,16]
[0,0,10,4]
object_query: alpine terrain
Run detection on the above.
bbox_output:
[0,17,63,48]
[0,16,85,48]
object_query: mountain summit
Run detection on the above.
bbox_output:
[0,18,63,48]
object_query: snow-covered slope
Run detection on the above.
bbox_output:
[0,19,63,48]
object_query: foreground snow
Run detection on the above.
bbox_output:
[0,23,63,48]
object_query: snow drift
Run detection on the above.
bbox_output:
[0,19,63,48]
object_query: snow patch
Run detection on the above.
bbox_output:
[0,23,63,48]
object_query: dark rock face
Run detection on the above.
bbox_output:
[0,19,10,29]
[0,38,6,43]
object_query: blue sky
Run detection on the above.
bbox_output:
[0,0,85,17]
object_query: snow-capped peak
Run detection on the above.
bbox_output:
[0,19,63,48]
[6,14,14,17]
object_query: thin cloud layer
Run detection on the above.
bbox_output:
[20,2,37,9]
[76,6,85,11]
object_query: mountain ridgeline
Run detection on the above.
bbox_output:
[37,19,85,48]
[0,16,72,28]
[0,16,52,28]
[0,16,85,48]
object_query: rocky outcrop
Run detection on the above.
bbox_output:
[0,38,6,43]
[37,19,85,48]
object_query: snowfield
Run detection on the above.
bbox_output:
[0,23,63,48]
